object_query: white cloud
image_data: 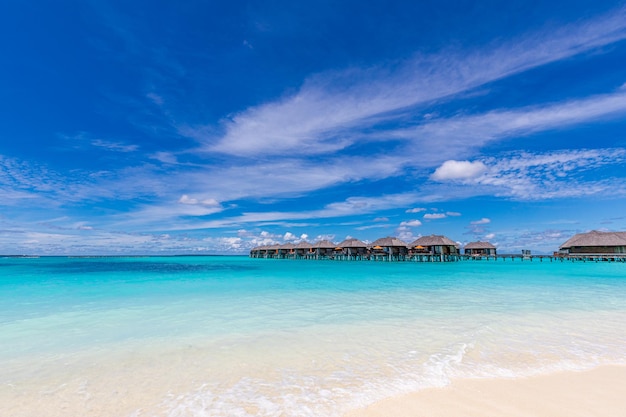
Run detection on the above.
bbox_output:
[321,193,421,217]
[153,192,425,232]
[178,194,222,207]
[424,213,447,219]
[149,152,180,165]
[475,148,626,200]
[397,91,626,164]
[431,160,487,181]
[146,92,164,106]
[395,226,416,242]
[400,220,423,227]
[446,211,461,216]
[406,207,427,213]
[283,232,298,241]
[202,236,245,252]
[61,132,139,153]
[355,224,389,231]
[179,194,199,205]
[314,234,336,242]
[471,218,491,225]
[175,155,407,204]
[91,139,139,153]
[485,233,496,239]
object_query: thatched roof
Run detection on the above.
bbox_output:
[311,240,336,249]
[294,241,312,249]
[338,238,368,248]
[410,235,457,247]
[279,243,296,250]
[370,236,408,247]
[464,241,496,249]
[560,230,626,249]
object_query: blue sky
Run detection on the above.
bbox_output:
[1,1,626,255]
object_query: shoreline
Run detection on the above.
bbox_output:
[345,365,626,417]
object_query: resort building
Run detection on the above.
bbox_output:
[337,238,369,260]
[249,231,626,262]
[253,244,278,258]
[559,230,626,255]
[464,241,497,256]
[294,241,312,259]
[370,236,409,261]
[278,242,296,259]
[409,235,459,256]
[310,240,335,259]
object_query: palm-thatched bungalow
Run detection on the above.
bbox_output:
[294,241,312,259]
[251,244,277,258]
[338,238,369,260]
[464,241,497,256]
[409,235,459,261]
[310,240,336,259]
[559,230,626,255]
[370,236,409,261]
[278,242,296,259]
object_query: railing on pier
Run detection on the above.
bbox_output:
[250,250,626,263]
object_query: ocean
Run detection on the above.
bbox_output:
[1,256,625,416]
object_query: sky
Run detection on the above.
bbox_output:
[1,0,626,255]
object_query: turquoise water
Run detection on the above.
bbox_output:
[1,256,625,416]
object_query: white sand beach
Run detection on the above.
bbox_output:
[346,365,626,417]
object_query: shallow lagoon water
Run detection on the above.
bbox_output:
[1,256,625,416]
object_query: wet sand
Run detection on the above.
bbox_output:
[346,365,626,417]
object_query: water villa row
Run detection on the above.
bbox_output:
[250,231,626,262]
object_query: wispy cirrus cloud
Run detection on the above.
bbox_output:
[61,132,140,153]
[396,90,626,164]
[179,89,626,206]
[120,192,424,232]
[197,7,626,157]
[0,155,73,206]
[90,139,139,153]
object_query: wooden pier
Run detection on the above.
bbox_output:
[250,232,626,263]
[250,250,626,263]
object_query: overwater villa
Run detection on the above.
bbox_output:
[370,236,409,261]
[559,230,626,255]
[250,234,461,261]
[409,235,460,261]
[464,241,497,256]
[337,238,369,260]
[311,240,335,259]
[294,241,312,258]
[250,231,626,262]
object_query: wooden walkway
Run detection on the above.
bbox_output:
[250,253,626,263]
